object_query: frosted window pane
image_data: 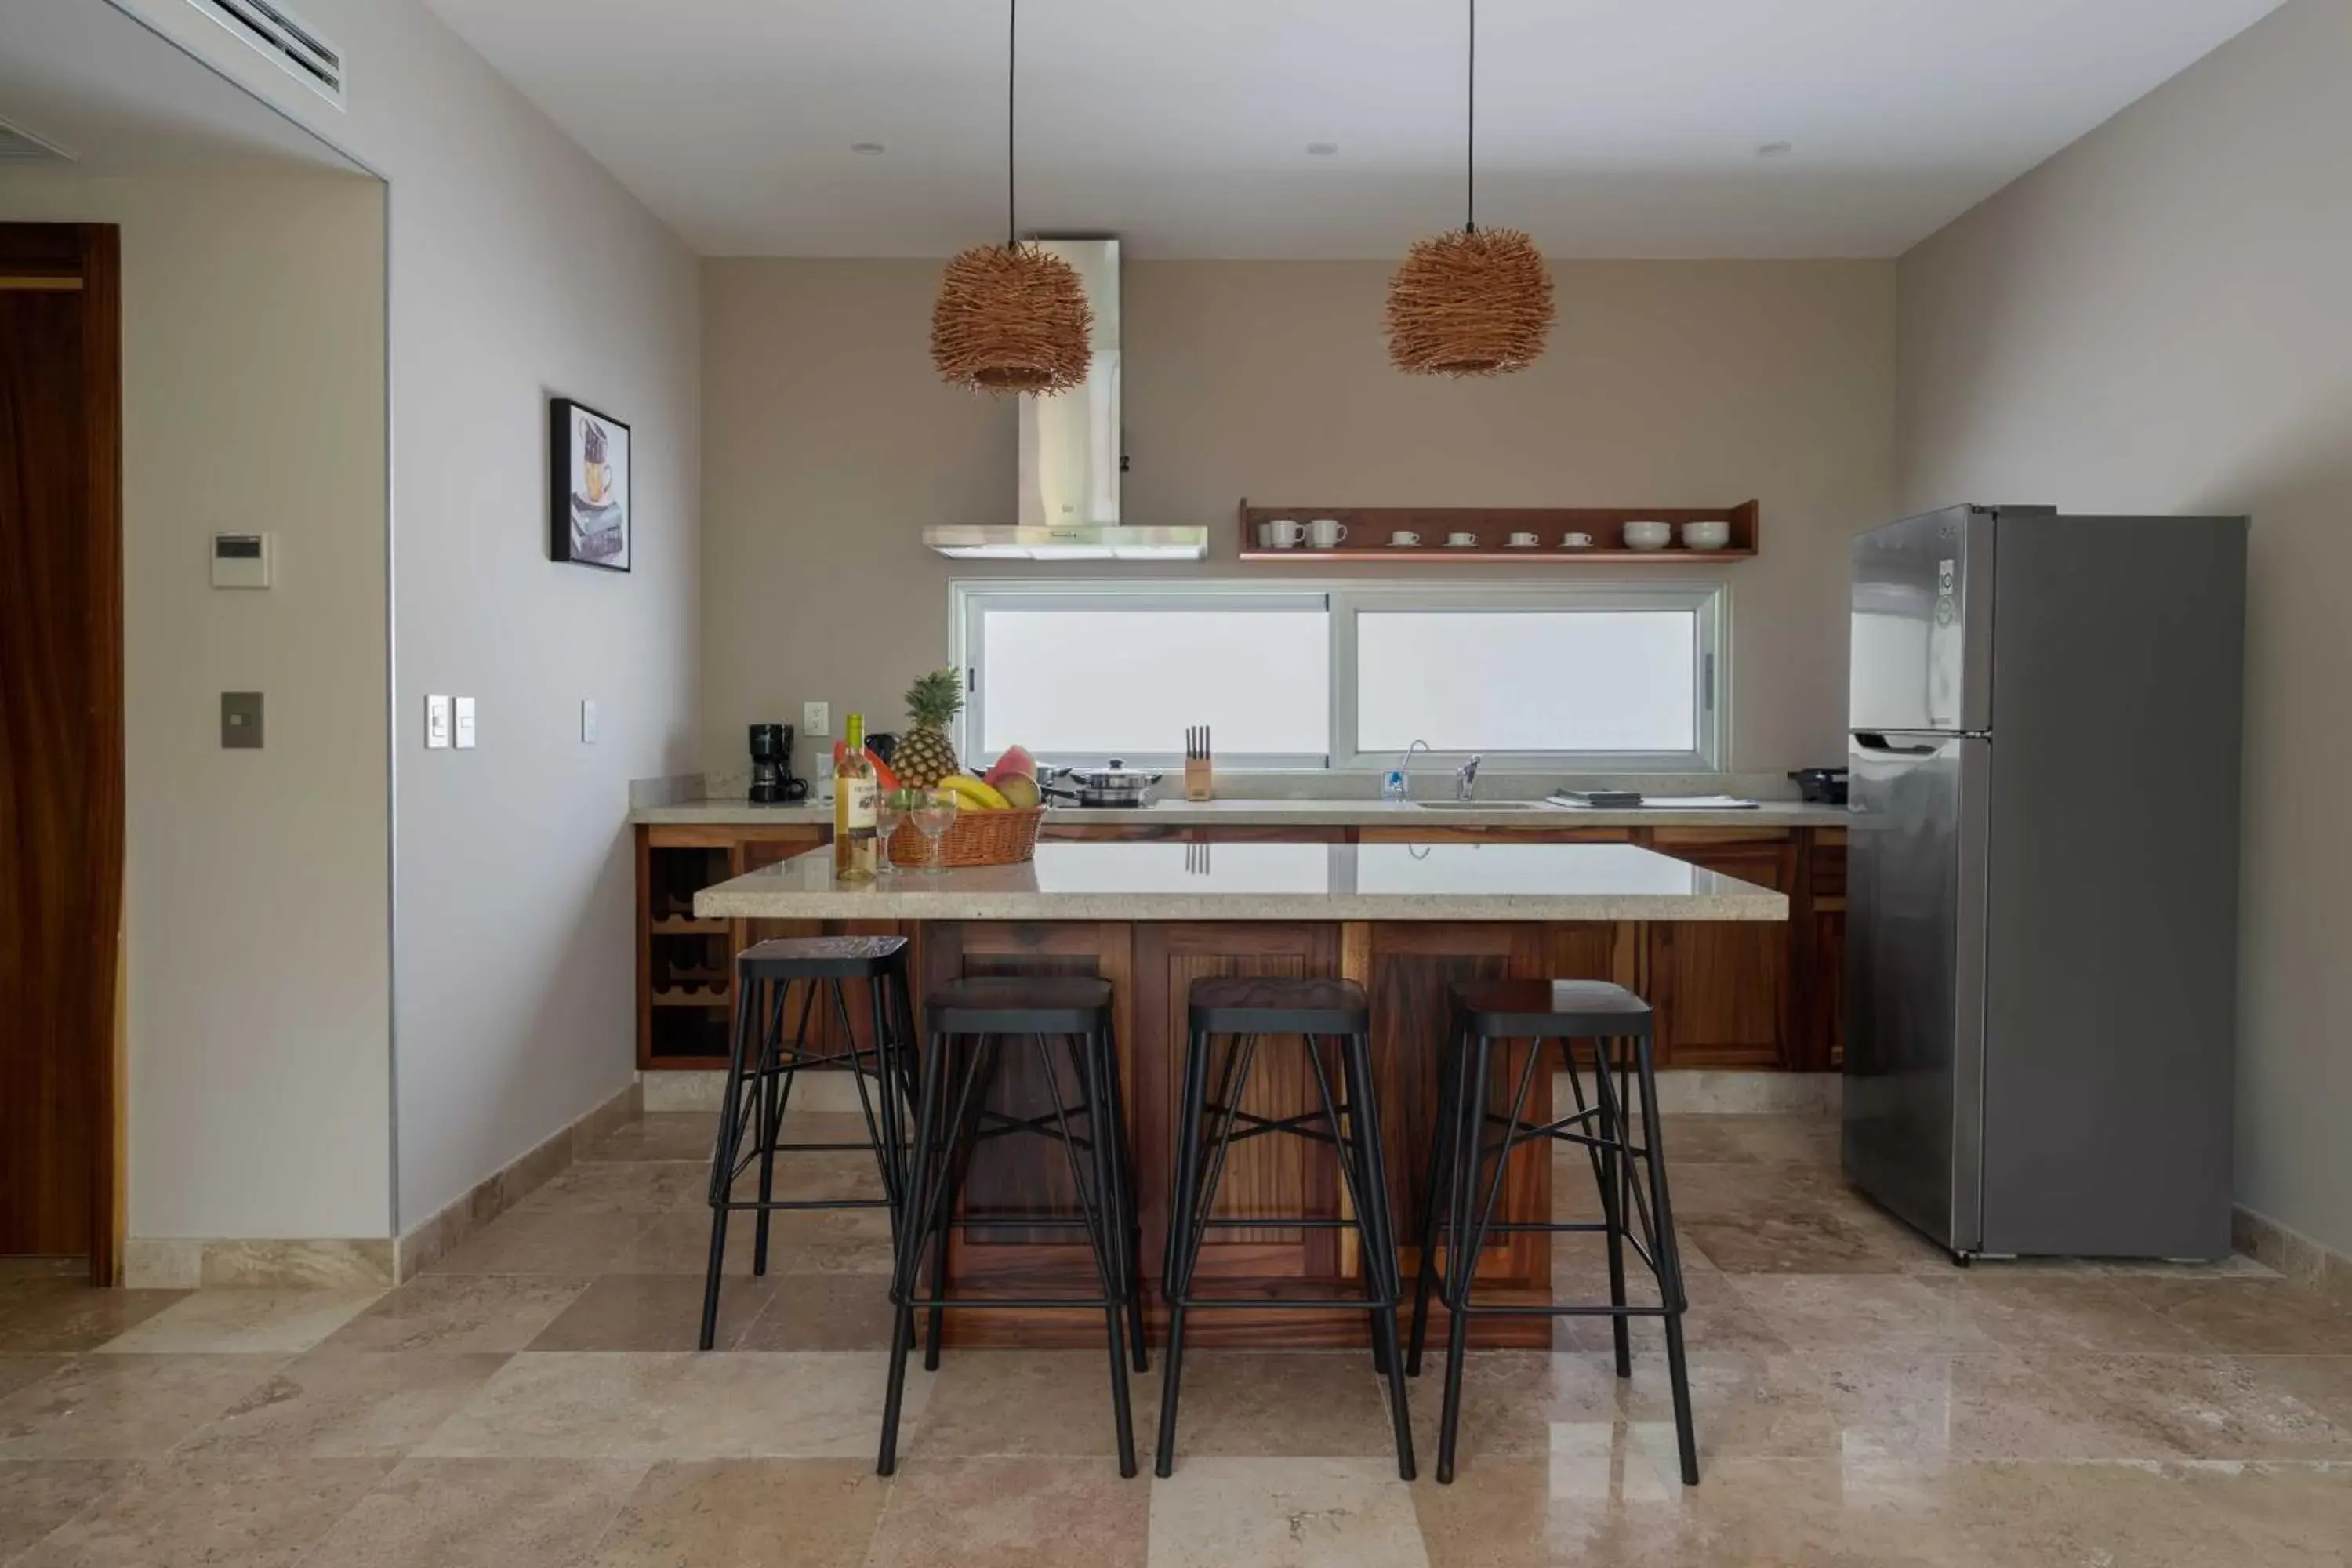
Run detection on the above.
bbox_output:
[1356,611,1696,753]
[981,610,1330,757]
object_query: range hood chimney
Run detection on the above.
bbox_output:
[924,238,1207,561]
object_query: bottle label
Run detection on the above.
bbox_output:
[839,776,877,832]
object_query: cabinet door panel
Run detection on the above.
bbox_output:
[1802,830,1847,1070]
[1643,829,1797,1068]
[1131,924,1345,1285]
[919,923,1129,1252]
[1363,923,1552,1300]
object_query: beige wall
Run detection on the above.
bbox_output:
[1898,0,2352,1254]
[122,0,704,1230]
[0,170,392,1240]
[702,258,1895,782]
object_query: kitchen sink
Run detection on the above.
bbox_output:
[1410,800,1544,811]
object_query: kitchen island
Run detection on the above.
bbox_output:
[695,839,1784,1348]
[639,804,1846,1079]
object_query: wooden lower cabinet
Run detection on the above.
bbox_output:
[637,825,826,1069]
[1644,827,1799,1069]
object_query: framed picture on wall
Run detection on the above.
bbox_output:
[550,397,631,571]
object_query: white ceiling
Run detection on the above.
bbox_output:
[0,0,363,177]
[425,0,2282,259]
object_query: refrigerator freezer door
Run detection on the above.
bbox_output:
[1842,730,1990,1255]
[1849,506,1998,735]
[1973,514,2245,1259]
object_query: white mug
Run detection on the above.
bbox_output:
[1257,518,1305,549]
[1389,530,1421,547]
[1561,531,1595,549]
[1308,517,1348,549]
[1508,531,1540,548]
[1446,531,1478,548]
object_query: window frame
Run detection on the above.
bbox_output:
[952,584,1336,771]
[949,577,1727,774]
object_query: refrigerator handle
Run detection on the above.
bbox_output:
[1853,731,1942,756]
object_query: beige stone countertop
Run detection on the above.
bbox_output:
[693,840,1790,923]
[636,796,1850,829]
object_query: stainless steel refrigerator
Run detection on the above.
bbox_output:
[1844,505,2246,1261]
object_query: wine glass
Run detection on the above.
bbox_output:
[875,790,912,879]
[911,788,960,874]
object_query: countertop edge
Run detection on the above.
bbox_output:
[637,800,1847,829]
[691,891,1793,922]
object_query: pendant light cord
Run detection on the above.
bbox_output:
[1465,0,1476,234]
[1007,0,1018,249]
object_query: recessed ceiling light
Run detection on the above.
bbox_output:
[1755,140,1794,158]
[1305,142,1339,157]
[851,141,886,155]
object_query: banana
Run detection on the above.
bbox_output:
[938,774,1011,811]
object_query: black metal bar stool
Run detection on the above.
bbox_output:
[699,935,916,1351]
[877,975,1146,1478]
[1407,978,1699,1486]
[1157,976,1416,1480]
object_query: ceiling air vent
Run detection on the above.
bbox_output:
[0,116,73,164]
[184,0,345,107]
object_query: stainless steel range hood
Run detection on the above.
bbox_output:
[923,238,1207,561]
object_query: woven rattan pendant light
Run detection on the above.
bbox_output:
[931,0,1093,395]
[1385,0,1553,376]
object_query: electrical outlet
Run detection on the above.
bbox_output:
[804,701,829,739]
[425,695,451,750]
[453,696,477,750]
[580,699,599,744]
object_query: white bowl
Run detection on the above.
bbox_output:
[1681,521,1732,550]
[1622,520,1674,550]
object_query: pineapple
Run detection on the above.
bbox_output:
[895,667,965,788]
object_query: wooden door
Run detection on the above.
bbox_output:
[1642,827,1798,1068]
[0,226,123,1278]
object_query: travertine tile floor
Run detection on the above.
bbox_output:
[5,1108,2350,1565]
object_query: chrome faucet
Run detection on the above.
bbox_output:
[1390,739,1433,804]
[1455,754,1483,801]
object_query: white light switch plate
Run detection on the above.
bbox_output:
[580,699,599,744]
[804,701,829,739]
[453,696,477,750]
[425,695,451,750]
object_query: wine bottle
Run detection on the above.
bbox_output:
[834,712,879,883]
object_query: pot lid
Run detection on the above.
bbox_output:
[1061,759,1160,788]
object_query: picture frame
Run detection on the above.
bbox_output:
[550,397,631,571]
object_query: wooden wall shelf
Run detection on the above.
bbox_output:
[1236,499,1759,564]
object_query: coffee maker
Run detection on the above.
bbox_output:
[748,723,805,805]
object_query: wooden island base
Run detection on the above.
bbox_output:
[871,916,1610,1350]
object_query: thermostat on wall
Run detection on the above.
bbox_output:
[211,533,274,589]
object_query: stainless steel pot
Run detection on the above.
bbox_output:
[1043,760,1163,809]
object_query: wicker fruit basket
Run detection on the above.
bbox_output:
[887,806,1044,869]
